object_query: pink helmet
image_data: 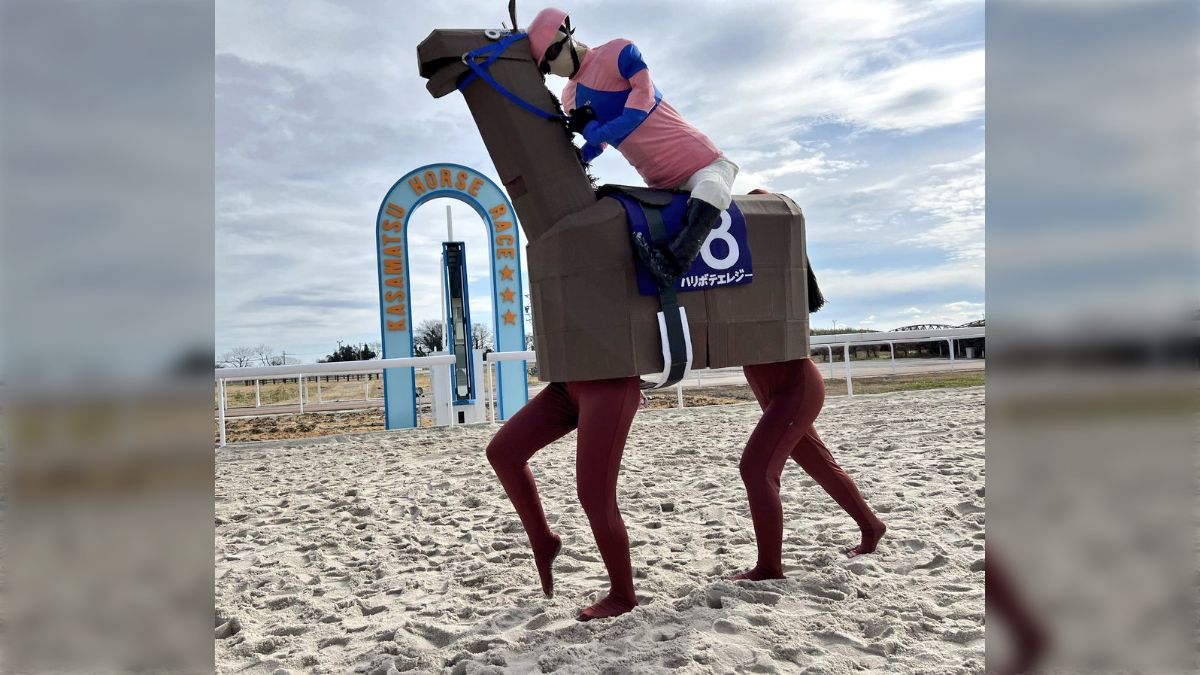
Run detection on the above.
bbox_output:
[527,7,569,65]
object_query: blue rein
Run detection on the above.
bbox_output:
[457,32,566,122]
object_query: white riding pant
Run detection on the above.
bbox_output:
[675,155,739,211]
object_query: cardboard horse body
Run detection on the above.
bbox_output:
[418,29,811,383]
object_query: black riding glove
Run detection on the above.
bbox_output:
[565,106,597,135]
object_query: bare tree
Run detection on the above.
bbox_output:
[471,322,493,350]
[220,346,258,368]
[413,320,444,357]
[251,344,276,366]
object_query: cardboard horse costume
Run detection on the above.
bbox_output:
[417,29,813,384]
[416,15,883,623]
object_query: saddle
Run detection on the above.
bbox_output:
[597,183,679,208]
[598,184,757,390]
[599,185,689,390]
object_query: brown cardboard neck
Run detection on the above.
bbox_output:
[418,29,596,242]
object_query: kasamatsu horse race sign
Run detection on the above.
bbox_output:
[375,163,528,429]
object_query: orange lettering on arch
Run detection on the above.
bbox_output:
[424,171,438,190]
[440,168,452,187]
[382,245,404,258]
[497,248,515,259]
[489,204,507,219]
[386,303,406,315]
[384,259,405,275]
[387,319,406,331]
[384,277,405,288]
[455,171,468,190]
[495,234,514,246]
[494,220,512,232]
[408,177,425,196]
[468,178,483,196]
[385,203,405,218]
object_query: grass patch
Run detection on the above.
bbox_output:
[823,370,985,396]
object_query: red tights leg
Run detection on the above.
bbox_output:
[484,377,642,620]
[791,426,886,557]
[485,383,577,597]
[739,358,885,571]
[572,377,642,621]
[734,359,825,580]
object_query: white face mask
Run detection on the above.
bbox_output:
[543,30,581,78]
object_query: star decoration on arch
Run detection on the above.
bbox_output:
[499,265,515,281]
[500,287,516,304]
[502,310,517,325]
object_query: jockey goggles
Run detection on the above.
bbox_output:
[538,17,576,74]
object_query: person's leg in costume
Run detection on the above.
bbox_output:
[734,359,825,580]
[985,554,1049,675]
[485,383,578,597]
[571,376,642,621]
[741,358,885,565]
[485,377,642,620]
[790,424,886,557]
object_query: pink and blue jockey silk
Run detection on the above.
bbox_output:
[612,192,754,296]
[563,40,722,189]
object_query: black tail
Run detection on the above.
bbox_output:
[807,263,825,313]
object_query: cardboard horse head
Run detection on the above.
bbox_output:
[417,28,812,384]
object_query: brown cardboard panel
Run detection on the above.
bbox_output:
[539,329,638,381]
[530,274,565,333]
[457,59,596,241]
[527,195,714,381]
[526,191,806,381]
[529,202,631,279]
[559,275,630,328]
[417,30,532,80]
[707,268,786,323]
[708,319,811,369]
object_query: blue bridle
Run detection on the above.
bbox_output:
[457,32,566,122]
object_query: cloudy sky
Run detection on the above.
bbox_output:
[216,0,983,363]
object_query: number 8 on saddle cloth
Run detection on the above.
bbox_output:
[601,185,755,391]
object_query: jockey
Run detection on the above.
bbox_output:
[526,7,740,289]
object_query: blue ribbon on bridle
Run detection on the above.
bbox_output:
[457,32,566,122]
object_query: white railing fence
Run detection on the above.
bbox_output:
[214,355,456,448]
[213,329,985,445]
[811,327,985,395]
[482,350,537,424]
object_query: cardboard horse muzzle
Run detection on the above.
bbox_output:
[417,29,813,384]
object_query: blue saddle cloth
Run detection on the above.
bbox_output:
[609,191,755,297]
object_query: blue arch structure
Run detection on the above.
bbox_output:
[376,163,529,429]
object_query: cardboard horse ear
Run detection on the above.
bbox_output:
[417,29,811,383]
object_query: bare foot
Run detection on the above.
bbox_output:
[534,534,562,597]
[576,594,637,622]
[846,519,887,558]
[729,566,785,581]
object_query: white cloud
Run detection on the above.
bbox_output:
[215,0,983,356]
[900,152,985,260]
[734,146,868,192]
[820,259,983,300]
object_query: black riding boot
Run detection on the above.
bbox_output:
[631,198,722,289]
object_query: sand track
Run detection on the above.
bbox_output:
[216,387,984,674]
